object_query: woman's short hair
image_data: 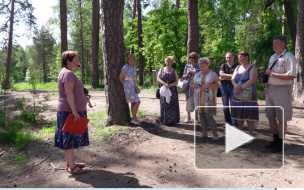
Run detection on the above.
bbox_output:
[198,57,211,66]
[188,52,198,62]
[165,56,174,63]
[237,51,250,62]
[126,54,136,64]
[61,51,78,68]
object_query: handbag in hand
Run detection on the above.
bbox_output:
[186,96,194,112]
[234,82,253,101]
[177,79,189,91]
[135,86,141,94]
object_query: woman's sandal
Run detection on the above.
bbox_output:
[69,165,87,174]
[66,163,86,171]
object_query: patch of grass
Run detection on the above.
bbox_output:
[136,110,146,117]
[142,86,158,93]
[9,155,27,164]
[4,130,36,150]
[94,126,117,142]
[11,82,57,90]
[88,111,106,120]
[36,123,56,139]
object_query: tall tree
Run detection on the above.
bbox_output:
[31,26,56,83]
[101,0,130,126]
[294,0,304,103]
[187,0,198,55]
[91,0,100,88]
[283,0,296,51]
[137,0,144,85]
[0,0,35,89]
[130,0,136,54]
[4,0,14,89]
[60,0,68,54]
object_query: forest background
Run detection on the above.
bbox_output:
[0,0,301,87]
[0,0,304,125]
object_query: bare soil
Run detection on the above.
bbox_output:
[0,89,304,188]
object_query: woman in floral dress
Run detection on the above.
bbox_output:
[119,54,141,125]
[182,52,200,123]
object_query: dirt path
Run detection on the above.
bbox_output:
[1,89,304,188]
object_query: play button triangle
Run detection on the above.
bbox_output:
[225,123,254,153]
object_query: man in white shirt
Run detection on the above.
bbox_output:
[263,35,297,153]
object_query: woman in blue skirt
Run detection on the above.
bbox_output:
[54,51,89,174]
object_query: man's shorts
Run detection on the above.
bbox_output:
[265,84,293,122]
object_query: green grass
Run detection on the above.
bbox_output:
[9,155,27,164]
[94,126,117,142]
[88,111,106,120]
[36,123,56,139]
[12,82,57,90]
[4,130,36,150]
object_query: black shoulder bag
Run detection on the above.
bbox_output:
[259,51,287,84]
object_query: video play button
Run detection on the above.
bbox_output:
[225,123,254,153]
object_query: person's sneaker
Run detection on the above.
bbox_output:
[131,119,141,125]
[198,133,208,139]
[184,118,192,123]
[213,135,219,142]
[194,119,200,123]
[265,141,277,149]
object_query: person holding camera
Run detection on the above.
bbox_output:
[263,35,296,153]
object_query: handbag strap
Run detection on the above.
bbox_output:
[269,50,287,70]
[237,65,254,84]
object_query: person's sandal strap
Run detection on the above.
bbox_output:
[69,165,87,174]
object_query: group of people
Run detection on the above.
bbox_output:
[118,35,295,153]
[53,35,296,175]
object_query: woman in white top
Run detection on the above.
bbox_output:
[191,58,221,141]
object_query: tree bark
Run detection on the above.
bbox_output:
[283,0,296,51]
[4,0,14,90]
[78,0,85,82]
[137,0,144,85]
[176,0,180,8]
[293,0,304,104]
[60,0,68,55]
[187,0,199,56]
[91,0,100,88]
[101,0,130,126]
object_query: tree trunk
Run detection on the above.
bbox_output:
[176,0,180,8]
[282,4,285,36]
[187,0,199,56]
[60,0,68,54]
[101,0,130,126]
[91,0,100,88]
[137,0,144,85]
[130,0,136,54]
[283,0,296,52]
[293,0,304,104]
[4,0,14,90]
[78,0,85,82]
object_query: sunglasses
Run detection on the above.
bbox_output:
[189,57,195,59]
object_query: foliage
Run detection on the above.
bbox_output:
[29,26,57,83]
[0,98,38,150]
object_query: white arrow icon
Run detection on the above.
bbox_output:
[225,123,254,153]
